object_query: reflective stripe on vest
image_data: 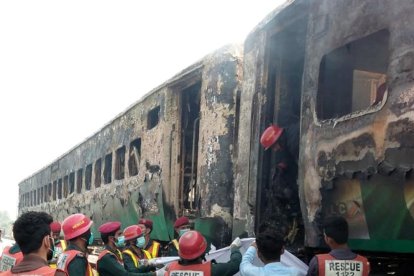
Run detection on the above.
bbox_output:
[316,253,370,276]
[122,249,152,268]
[59,240,67,251]
[0,246,23,272]
[57,249,93,276]
[166,261,211,276]
[172,239,179,251]
[0,265,60,276]
[148,241,160,258]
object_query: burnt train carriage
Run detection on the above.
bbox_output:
[18,45,242,247]
[233,0,414,271]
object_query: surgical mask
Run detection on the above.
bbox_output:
[88,232,94,245]
[136,236,146,248]
[179,228,190,237]
[115,236,126,248]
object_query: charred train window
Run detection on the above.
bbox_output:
[115,146,126,180]
[95,159,102,188]
[53,181,57,201]
[85,164,92,190]
[69,172,75,194]
[33,190,37,205]
[63,175,69,198]
[104,153,112,184]
[147,106,160,130]
[48,183,52,201]
[77,169,83,193]
[128,139,141,177]
[58,179,62,199]
[317,29,389,120]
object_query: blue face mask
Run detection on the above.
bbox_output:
[179,228,190,237]
[88,232,94,246]
[136,236,146,248]
[115,236,126,248]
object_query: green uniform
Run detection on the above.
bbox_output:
[97,245,153,276]
[66,244,89,276]
[166,239,179,257]
[122,247,154,273]
[211,247,242,276]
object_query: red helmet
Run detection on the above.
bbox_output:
[178,230,207,260]
[50,221,62,233]
[260,125,283,150]
[62,214,93,240]
[123,225,143,241]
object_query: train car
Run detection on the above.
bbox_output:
[233,0,414,272]
[18,45,242,248]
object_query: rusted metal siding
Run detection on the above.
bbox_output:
[300,0,414,247]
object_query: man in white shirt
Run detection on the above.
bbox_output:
[240,229,301,276]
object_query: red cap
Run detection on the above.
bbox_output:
[174,217,189,228]
[98,221,121,234]
[50,221,62,232]
[260,125,283,150]
[138,218,153,229]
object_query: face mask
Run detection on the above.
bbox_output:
[136,236,146,248]
[47,237,55,261]
[88,232,94,246]
[179,228,190,237]
[115,236,126,248]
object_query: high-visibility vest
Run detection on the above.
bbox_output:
[147,241,160,258]
[0,246,23,272]
[122,249,152,268]
[0,265,66,276]
[172,239,179,251]
[166,261,211,276]
[57,249,93,276]
[316,253,370,276]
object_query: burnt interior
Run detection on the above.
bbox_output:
[128,138,141,176]
[317,29,390,120]
[115,146,126,180]
[257,18,307,248]
[94,159,102,188]
[104,153,112,184]
[179,82,201,213]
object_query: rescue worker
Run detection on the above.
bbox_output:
[0,244,23,271]
[122,225,154,273]
[165,230,242,276]
[0,211,67,275]
[167,216,191,256]
[306,216,370,276]
[57,213,94,276]
[137,219,160,258]
[96,221,155,276]
[50,221,66,268]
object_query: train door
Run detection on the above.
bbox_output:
[256,17,307,248]
[179,82,201,215]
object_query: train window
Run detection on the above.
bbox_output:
[69,172,75,194]
[94,159,102,188]
[63,175,69,198]
[115,146,126,180]
[317,29,389,120]
[147,106,160,130]
[30,191,33,206]
[48,183,52,201]
[85,164,92,190]
[128,138,141,177]
[104,153,112,184]
[76,169,83,193]
[58,179,62,199]
[38,188,41,204]
[43,185,48,202]
[53,181,57,201]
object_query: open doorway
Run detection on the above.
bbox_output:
[179,82,201,214]
[257,18,307,249]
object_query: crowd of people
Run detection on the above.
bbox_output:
[0,210,370,276]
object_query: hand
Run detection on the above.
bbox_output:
[251,242,257,248]
[230,237,241,248]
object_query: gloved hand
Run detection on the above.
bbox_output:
[155,266,167,276]
[230,237,241,248]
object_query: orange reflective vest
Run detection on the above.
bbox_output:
[166,261,211,276]
[316,253,370,276]
[0,246,23,272]
[57,249,93,276]
[146,241,160,258]
[0,265,64,276]
[122,249,152,268]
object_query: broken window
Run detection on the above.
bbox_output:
[53,181,57,201]
[128,138,141,177]
[48,183,52,202]
[94,159,102,188]
[77,169,83,193]
[147,106,160,129]
[38,188,42,204]
[317,29,389,120]
[69,172,75,194]
[58,179,62,199]
[63,175,69,198]
[115,146,126,180]
[104,153,112,184]
[85,164,92,190]
[30,191,33,206]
